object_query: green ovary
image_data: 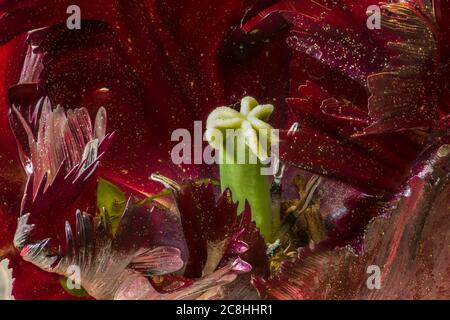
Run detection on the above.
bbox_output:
[206,96,276,241]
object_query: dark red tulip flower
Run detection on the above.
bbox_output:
[1,0,450,301]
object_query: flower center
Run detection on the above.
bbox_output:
[206,96,275,162]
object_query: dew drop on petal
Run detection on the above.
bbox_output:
[25,160,33,175]
[306,44,323,60]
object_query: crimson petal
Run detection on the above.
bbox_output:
[254,141,450,299]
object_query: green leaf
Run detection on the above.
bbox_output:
[59,276,89,298]
[96,178,126,235]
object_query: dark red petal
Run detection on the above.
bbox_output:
[254,142,450,299]
[9,255,92,300]
[280,81,426,195]
[176,182,238,277]
[0,206,16,258]
[242,0,392,85]
[0,150,22,252]
[0,38,25,252]
[175,181,268,293]
[252,246,353,300]
[280,129,401,195]
[359,2,440,134]
[320,188,387,254]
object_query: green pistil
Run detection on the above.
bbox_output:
[206,96,276,241]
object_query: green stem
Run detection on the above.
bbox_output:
[219,147,272,241]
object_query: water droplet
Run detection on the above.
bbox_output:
[25,160,33,174]
[306,44,323,60]
[402,186,411,198]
